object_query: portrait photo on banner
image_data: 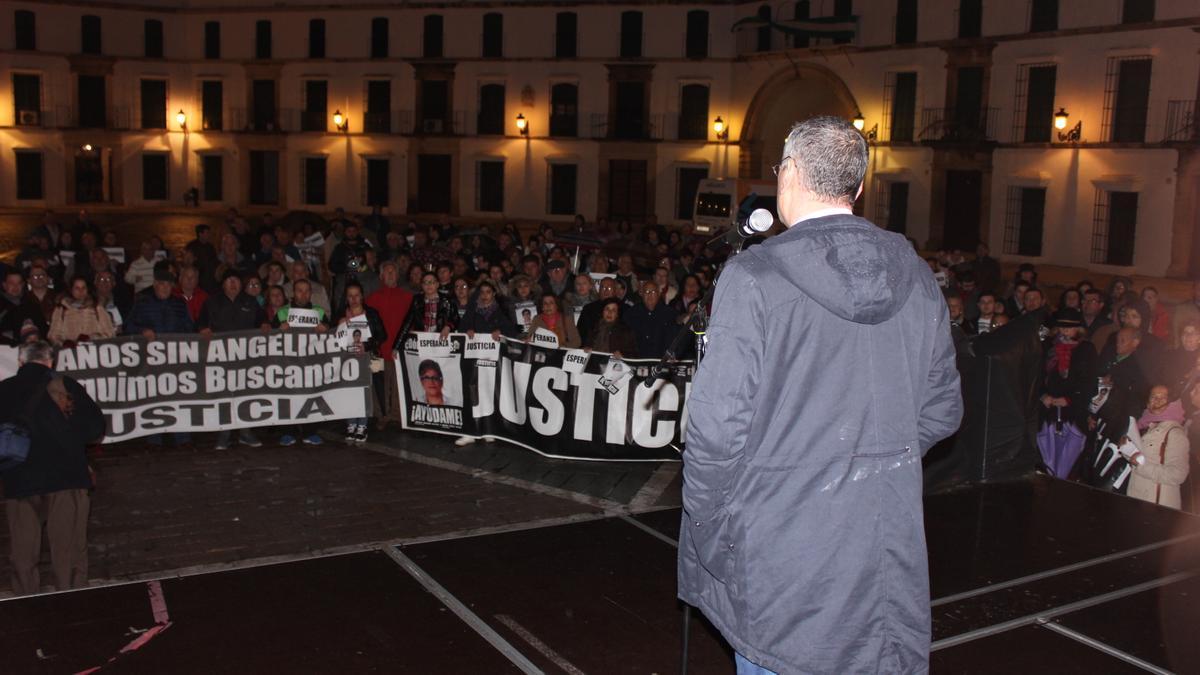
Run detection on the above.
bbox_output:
[405,352,464,408]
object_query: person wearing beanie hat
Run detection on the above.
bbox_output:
[1038,305,1098,434]
[196,269,270,450]
[18,319,40,343]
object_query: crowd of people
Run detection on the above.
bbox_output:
[936,246,1200,512]
[0,208,732,447]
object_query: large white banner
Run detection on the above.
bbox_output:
[42,331,372,442]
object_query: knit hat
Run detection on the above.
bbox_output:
[153,264,177,283]
[19,319,39,342]
[221,268,242,284]
[1052,307,1083,328]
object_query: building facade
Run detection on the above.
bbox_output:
[0,0,1197,276]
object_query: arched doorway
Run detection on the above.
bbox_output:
[739,64,859,180]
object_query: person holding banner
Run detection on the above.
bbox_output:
[199,270,270,450]
[338,282,387,443]
[583,298,636,359]
[271,279,330,447]
[456,281,519,342]
[124,268,194,339]
[527,294,581,349]
[679,117,961,674]
[401,272,457,337]
[47,276,116,347]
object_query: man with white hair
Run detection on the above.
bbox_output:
[679,116,962,674]
[0,341,104,594]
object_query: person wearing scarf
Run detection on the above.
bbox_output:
[1126,384,1191,509]
[584,298,637,359]
[400,271,456,336]
[527,293,580,348]
[47,276,115,347]
[452,281,519,448]
[1038,308,1096,431]
[456,281,518,342]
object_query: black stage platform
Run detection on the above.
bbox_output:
[1,476,1197,674]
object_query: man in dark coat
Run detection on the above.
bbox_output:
[0,341,105,594]
[623,281,677,359]
[124,268,195,338]
[576,277,621,344]
[197,270,269,450]
[679,117,962,674]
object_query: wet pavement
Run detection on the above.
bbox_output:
[0,427,1197,673]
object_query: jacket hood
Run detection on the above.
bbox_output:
[750,215,918,325]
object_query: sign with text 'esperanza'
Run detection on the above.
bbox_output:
[397,332,691,462]
[56,331,371,442]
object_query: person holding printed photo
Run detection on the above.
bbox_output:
[338,282,387,443]
[273,279,330,447]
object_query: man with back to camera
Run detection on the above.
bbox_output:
[678,116,962,674]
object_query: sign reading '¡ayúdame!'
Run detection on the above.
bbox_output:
[55,331,372,442]
[397,332,692,461]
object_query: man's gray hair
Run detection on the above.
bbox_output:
[18,340,54,365]
[782,116,869,204]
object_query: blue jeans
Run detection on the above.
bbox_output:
[348,417,367,427]
[735,653,778,675]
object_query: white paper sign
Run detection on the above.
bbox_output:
[598,358,631,394]
[302,232,326,249]
[102,247,127,264]
[337,316,372,350]
[464,336,501,361]
[531,328,559,349]
[414,331,455,358]
[561,349,589,375]
[286,307,321,328]
[514,301,537,329]
[59,250,76,261]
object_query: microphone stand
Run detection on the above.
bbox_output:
[644,235,748,675]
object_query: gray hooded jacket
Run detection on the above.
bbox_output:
[678,213,962,674]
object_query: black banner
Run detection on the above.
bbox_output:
[397,332,691,461]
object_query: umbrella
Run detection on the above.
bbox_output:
[1036,408,1087,478]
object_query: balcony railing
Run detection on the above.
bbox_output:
[918,107,999,142]
[1165,100,1197,142]
[413,110,465,135]
[230,107,281,133]
[589,113,664,140]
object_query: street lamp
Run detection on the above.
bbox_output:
[332,110,348,132]
[713,116,728,141]
[1054,108,1081,142]
[176,109,187,129]
[516,113,528,136]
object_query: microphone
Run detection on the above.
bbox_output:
[719,208,774,246]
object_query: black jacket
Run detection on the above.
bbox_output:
[458,301,519,338]
[0,363,104,499]
[197,292,267,332]
[400,294,458,336]
[1040,340,1098,429]
[623,302,678,359]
